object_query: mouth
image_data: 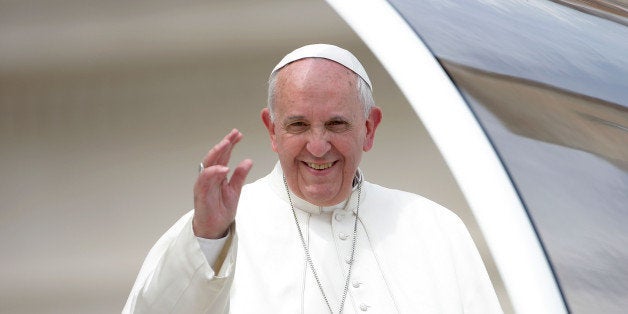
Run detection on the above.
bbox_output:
[305,161,335,170]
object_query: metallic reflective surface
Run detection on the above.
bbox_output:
[389,0,628,312]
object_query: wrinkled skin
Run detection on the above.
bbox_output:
[261,58,381,206]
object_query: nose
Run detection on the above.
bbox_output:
[306,130,331,157]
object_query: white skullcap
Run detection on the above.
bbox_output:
[271,44,372,90]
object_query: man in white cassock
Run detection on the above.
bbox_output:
[123,44,502,314]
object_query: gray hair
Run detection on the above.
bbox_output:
[267,70,375,121]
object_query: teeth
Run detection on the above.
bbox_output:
[307,162,333,170]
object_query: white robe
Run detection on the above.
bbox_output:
[124,164,502,313]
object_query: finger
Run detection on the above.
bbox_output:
[225,128,242,144]
[228,159,253,195]
[195,165,230,197]
[203,129,238,167]
[202,139,229,168]
[202,129,242,167]
[216,131,244,166]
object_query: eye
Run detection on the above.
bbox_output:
[325,120,351,132]
[285,121,309,134]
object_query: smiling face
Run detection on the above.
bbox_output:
[262,58,381,206]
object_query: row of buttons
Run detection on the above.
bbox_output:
[353,280,368,311]
[334,210,369,311]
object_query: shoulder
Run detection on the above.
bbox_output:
[361,180,464,227]
[362,181,452,213]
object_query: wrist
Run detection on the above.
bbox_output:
[192,217,229,239]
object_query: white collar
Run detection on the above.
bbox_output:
[268,162,364,215]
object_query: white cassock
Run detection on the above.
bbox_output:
[123,163,502,313]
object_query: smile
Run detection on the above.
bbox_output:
[306,162,334,170]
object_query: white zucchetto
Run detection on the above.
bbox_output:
[271,44,372,90]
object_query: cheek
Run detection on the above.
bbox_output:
[276,135,304,157]
[334,137,363,161]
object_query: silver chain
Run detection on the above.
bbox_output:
[283,175,361,314]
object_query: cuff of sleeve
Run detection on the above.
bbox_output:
[197,228,231,267]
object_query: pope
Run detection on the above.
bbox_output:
[123,44,502,313]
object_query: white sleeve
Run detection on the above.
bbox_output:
[122,211,237,314]
[197,229,230,267]
[442,212,503,314]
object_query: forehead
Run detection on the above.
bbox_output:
[274,58,361,117]
[278,58,356,85]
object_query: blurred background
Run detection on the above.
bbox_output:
[1,1,486,313]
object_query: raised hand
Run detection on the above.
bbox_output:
[193,129,253,239]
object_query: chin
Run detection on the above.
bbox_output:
[304,185,351,206]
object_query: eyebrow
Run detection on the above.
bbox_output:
[328,115,349,121]
[283,115,306,124]
[283,115,350,123]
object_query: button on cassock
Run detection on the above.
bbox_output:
[334,213,344,221]
[339,232,348,240]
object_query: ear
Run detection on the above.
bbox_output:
[363,106,382,152]
[261,108,279,152]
